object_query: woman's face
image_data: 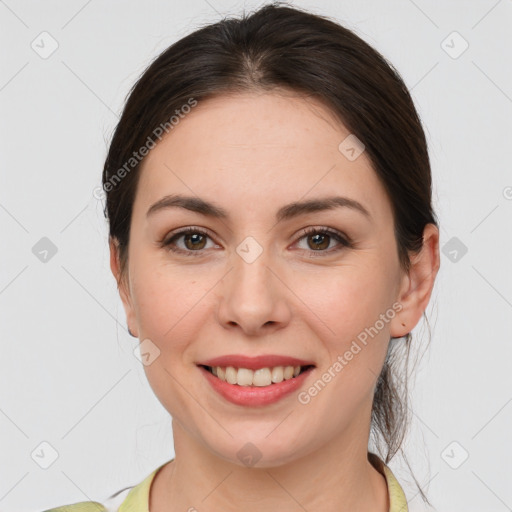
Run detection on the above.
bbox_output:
[113,91,414,467]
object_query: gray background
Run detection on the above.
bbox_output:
[1,1,511,511]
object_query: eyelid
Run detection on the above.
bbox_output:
[161,226,212,244]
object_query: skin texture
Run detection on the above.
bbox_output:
[110,91,440,511]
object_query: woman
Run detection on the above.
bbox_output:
[45,2,440,511]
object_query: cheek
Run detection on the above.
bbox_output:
[297,262,393,335]
[292,263,394,381]
[131,267,207,412]
[130,262,208,347]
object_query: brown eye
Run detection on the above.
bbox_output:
[295,227,351,255]
[182,232,207,250]
[161,227,216,256]
[307,232,330,250]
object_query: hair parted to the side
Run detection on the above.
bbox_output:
[102,1,438,503]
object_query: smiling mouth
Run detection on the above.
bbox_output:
[199,364,315,387]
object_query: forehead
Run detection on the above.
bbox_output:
[134,92,392,224]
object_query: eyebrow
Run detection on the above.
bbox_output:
[146,194,371,222]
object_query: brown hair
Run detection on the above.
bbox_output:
[103,2,437,503]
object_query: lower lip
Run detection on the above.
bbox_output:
[198,365,315,407]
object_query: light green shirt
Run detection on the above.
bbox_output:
[43,453,408,511]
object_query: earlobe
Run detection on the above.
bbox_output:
[109,237,139,338]
[390,223,440,338]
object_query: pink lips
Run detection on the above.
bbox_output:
[197,354,316,371]
[197,354,316,407]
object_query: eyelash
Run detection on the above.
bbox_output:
[160,226,352,257]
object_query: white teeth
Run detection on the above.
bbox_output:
[225,366,238,385]
[253,368,272,387]
[210,365,308,386]
[283,366,294,380]
[271,366,284,383]
[237,368,254,386]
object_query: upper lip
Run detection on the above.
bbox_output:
[197,354,316,370]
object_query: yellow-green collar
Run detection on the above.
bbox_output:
[368,452,409,512]
[117,462,165,512]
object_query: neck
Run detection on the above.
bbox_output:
[150,420,389,512]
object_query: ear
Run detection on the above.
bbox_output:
[109,237,139,338]
[389,223,440,338]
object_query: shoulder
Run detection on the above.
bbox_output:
[40,486,132,512]
[40,487,133,512]
[42,503,108,512]
[40,461,167,512]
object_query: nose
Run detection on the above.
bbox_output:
[216,247,292,337]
